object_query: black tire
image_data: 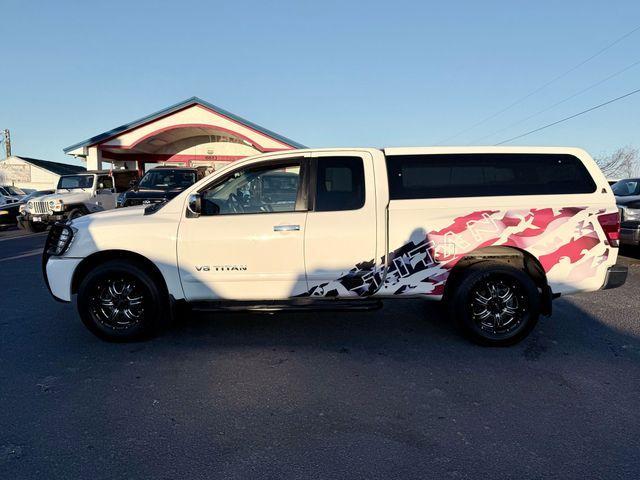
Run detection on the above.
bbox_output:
[23,220,47,233]
[77,260,168,342]
[67,208,85,220]
[447,261,540,347]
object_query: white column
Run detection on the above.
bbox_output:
[86,147,103,171]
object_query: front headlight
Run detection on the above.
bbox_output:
[621,201,640,221]
[19,204,26,213]
[46,224,77,256]
[625,207,640,221]
[0,210,8,215]
[50,200,64,212]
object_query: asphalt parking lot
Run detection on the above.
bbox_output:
[1,228,639,479]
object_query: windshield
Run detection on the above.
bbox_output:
[612,179,640,197]
[138,170,196,190]
[57,175,94,190]
[3,186,26,195]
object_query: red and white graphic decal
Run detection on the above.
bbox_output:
[302,207,613,298]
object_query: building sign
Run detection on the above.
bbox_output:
[0,163,31,183]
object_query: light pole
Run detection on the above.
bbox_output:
[1,129,11,158]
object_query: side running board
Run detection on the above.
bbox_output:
[189,299,383,313]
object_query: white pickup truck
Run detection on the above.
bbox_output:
[43,147,627,346]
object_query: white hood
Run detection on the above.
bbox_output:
[33,191,93,204]
[64,205,174,258]
[71,204,147,227]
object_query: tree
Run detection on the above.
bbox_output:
[595,146,639,179]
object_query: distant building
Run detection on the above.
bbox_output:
[64,97,305,174]
[0,156,86,190]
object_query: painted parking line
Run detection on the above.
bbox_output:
[0,249,42,263]
[0,232,48,242]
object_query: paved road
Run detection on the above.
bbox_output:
[0,230,48,262]
[1,234,639,479]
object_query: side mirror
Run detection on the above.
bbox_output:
[130,179,139,190]
[187,193,202,217]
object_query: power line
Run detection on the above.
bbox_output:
[494,87,640,145]
[436,24,640,144]
[468,57,640,144]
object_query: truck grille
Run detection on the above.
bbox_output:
[124,198,162,207]
[31,201,51,214]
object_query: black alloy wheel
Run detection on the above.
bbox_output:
[89,275,146,330]
[469,273,527,337]
[77,260,167,341]
[448,261,540,346]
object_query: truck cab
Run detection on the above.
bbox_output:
[19,170,138,231]
[43,147,627,346]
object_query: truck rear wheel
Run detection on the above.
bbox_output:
[77,260,167,342]
[447,261,540,346]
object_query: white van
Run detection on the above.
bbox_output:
[43,147,627,346]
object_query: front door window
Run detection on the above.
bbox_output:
[201,162,302,215]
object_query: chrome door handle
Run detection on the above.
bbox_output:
[273,224,300,231]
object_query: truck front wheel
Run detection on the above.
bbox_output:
[447,261,540,347]
[77,260,167,342]
[67,208,85,220]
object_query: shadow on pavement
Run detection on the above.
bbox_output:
[620,244,640,260]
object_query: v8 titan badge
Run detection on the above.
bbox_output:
[195,265,248,272]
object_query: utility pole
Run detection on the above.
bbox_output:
[1,129,11,158]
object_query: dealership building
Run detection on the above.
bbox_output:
[64,97,305,174]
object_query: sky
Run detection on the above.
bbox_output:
[0,0,639,165]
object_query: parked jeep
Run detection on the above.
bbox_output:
[19,170,138,232]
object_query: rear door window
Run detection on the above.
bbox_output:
[315,157,365,211]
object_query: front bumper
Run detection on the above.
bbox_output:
[601,265,628,290]
[42,226,81,302]
[620,221,640,246]
[43,257,82,302]
[20,212,67,226]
